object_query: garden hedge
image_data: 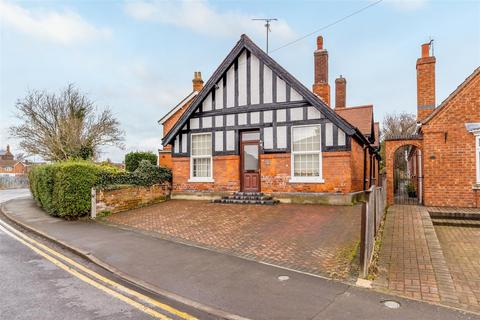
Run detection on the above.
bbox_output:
[125,151,157,172]
[29,160,171,219]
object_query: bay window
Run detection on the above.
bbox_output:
[290,125,324,183]
[190,133,213,182]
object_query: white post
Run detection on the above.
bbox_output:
[91,187,97,219]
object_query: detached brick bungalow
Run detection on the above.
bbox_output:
[385,42,480,207]
[159,35,380,199]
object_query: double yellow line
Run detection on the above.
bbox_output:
[0,219,198,320]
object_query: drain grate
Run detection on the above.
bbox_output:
[381,300,401,309]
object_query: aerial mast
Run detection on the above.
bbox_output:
[252,18,278,54]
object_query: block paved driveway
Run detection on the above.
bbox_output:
[104,200,362,279]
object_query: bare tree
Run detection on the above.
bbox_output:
[381,112,417,140]
[9,84,125,161]
[15,153,26,162]
[378,112,417,172]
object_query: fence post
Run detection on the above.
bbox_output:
[360,188,371,278]
[91,187,96,219]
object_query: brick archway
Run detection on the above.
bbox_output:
[385,138,423,205]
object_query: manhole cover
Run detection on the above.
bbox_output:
[278,275,289,281]
[382,300,401,309]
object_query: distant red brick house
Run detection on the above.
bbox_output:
[386,42,480,207]
[159,35,380,198]
[0,145,28,176]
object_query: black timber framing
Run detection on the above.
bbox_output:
[163,34,373,152]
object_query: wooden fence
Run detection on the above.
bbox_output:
[359,183,387,278]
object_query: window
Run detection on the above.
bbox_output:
[190,133,213,182]
[476,135,480,184]
[290,125,323,183]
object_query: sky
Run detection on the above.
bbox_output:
[1,0,479,162]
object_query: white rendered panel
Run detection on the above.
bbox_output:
[307,106,322,119]
[263,110,273,123]
[325,122,333,146]
[202,116,212,128]
[226,114,235,126]
[263,65,273,103]
[174,136,180,153]
[226,65,235,107]
[215,80,223,109]
[215,131,224,151]
[290,108,304,121]
[277,77,287,102]
[226,131,235,151]
[190,118,200,129]
[290,88,303,101]
[263,127,273,149]
[250,54,260,105]
[276,109,286,122]
[277,126,287,148]
[181,134,187,153]
[238,51,247,106]
[250,112,260,124]
[338,129,346,146]
[203,92,212,111]
[215,115,223,127]
[238,113,247,125]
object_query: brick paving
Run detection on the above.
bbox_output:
[435,225,480,310]
[374,205,480,314]
[104,200,362,279]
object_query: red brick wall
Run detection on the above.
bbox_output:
[172,150,364,194]
[422,72,480,207]
[350,139,366,192]
[158,148,173,169]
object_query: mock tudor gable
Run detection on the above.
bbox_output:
[162,35,367,157]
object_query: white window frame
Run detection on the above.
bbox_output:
[476,134,480,184]
[289,124,324,183]
[189,132,214,183]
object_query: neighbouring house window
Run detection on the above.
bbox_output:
[190,133,213,181]
[476,135,480,184]
[290,125,323,183]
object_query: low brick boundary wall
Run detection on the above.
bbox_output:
[91,183,171,217]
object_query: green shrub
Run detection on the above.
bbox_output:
[125,151,157,172]
[29,160,171,219]
[133,160,172,186]
[51,162,99,218]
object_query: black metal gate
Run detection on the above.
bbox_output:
[393,145,422,205]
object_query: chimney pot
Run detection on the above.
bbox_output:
[316,36,323,50]
[421,43,431,58]
[192,71,204,92]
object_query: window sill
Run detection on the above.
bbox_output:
[188,178,215,183]
[289,177,325,184]
[473,184,480,190]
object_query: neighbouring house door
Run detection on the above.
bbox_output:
[241,132,260,192]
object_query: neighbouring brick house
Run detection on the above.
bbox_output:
[159,35,380,197]
[0,145,28,176]
[385,42,480,207]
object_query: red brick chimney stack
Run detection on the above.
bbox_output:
[312,35,330,106]
[192,71,204,92]
[416,41,436,121]
[335,75,346,109]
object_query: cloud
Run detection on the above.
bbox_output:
[383,0,428,11]
[124,0,296,42]
[0,0,110,45]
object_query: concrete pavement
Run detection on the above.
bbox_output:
[1,195,477,320]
